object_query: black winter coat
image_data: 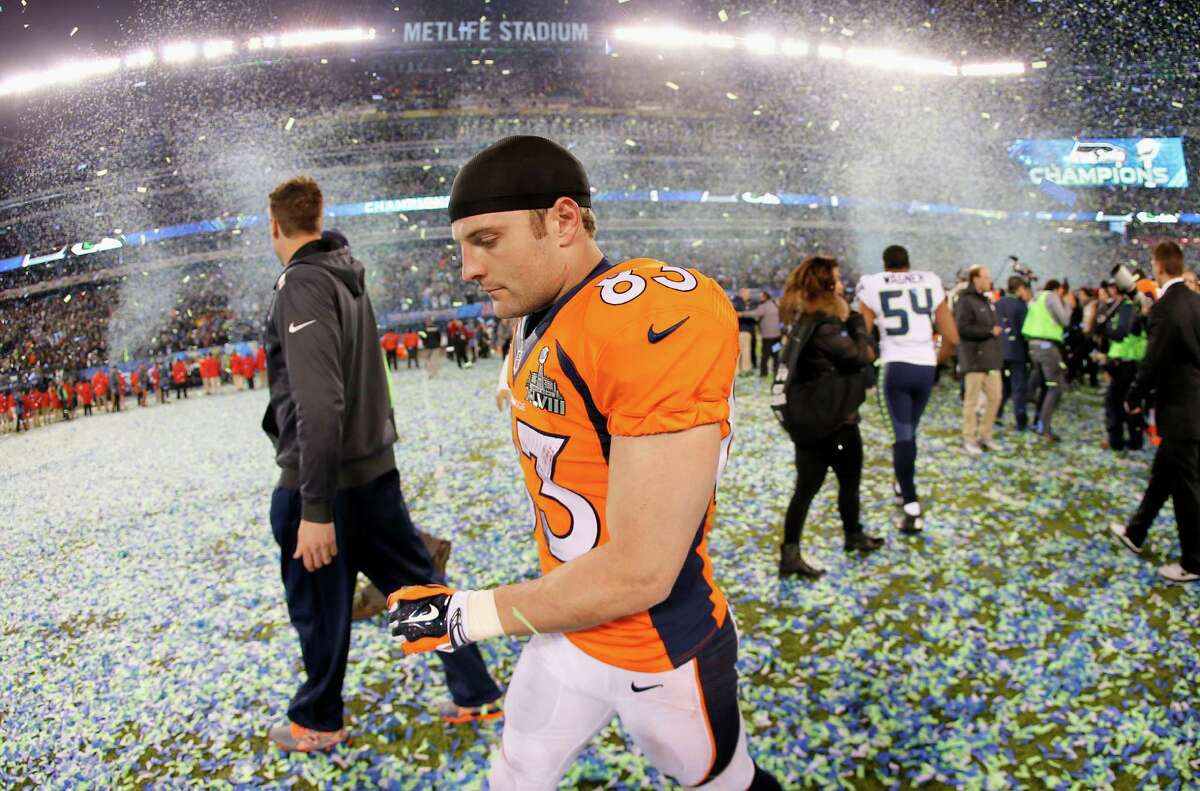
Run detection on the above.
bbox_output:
[790,311,876,427]
[954,286,1003,373]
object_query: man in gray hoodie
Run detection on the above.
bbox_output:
[261,176,502,753]
[1022,279,1076,441]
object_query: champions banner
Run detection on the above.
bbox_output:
[1008,137,1189,189]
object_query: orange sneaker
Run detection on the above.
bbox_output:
[439,698,504,725]
[268,721,348,753]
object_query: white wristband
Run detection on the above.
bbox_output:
[464,589,504,643]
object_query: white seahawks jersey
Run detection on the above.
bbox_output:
[855,270,946,366]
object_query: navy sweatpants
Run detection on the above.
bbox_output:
[883,362,936,506]
[270,468,502,732]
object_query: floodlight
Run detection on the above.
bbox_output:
[961,61,1026,77]
[162,42,199,64]
[203,40,235,60]
[780,39,809,57]
[277,28,376,49]
[124,50,155,69]
[743,33,777,55]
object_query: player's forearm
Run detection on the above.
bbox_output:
[492,543,668,636]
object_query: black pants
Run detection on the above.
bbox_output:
[386,349,397,370]
[453,342,468,367]
[759,336,781,378]
[406,348,419,368]
[784,423,863,544]
[84,403,92,416]
[1127,437,1200,574]
[1104,361,1144,450]
[270,468,501,732]
[998,360,1029,430]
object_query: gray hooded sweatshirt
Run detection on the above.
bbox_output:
[262,236,397,522]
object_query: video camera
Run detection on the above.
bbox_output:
[1109,262,1142,298]
[1096,261,1153,325]
[1007,255,1038,284]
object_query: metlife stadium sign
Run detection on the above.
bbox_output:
[1008,137,1189,189]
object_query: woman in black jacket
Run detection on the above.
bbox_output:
[778,256,884,578]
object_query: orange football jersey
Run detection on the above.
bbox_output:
[506,257,739,673]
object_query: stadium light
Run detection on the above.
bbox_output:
[162,41,199,64]
[609,24,1024,79]
[203,40,235,60]
[613,26,695,48]
[124,50,156,69]
[614,25,736,50]
[743,33,777,55]
[780,39,809,57]
[961,61,1026,77]
[277,28,376,49]
[846,48,958,77]
[902,57,959,77]
[0,57,120,96]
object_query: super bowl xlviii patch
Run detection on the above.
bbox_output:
[526,347,567,415]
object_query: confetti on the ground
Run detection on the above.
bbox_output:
[2,363,1197,789]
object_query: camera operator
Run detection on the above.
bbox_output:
[1110,242,1200,583]
[1022,280,1076,441]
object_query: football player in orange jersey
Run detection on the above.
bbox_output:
[388,137,782,790]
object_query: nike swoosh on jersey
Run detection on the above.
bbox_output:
[401,604,441,625]
[647,316,690,344]
[630,682,664,693]
[289,320,317,334]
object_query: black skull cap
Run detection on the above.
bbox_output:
[448,136,592,223]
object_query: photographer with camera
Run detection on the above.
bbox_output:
[1022,279,1076,442]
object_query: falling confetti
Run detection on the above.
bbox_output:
[0,3,1199,787]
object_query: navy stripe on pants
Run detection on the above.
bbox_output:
[270,468,501,732]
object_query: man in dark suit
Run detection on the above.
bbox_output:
[995,276,1031,431]
[1109,241,1200,583]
